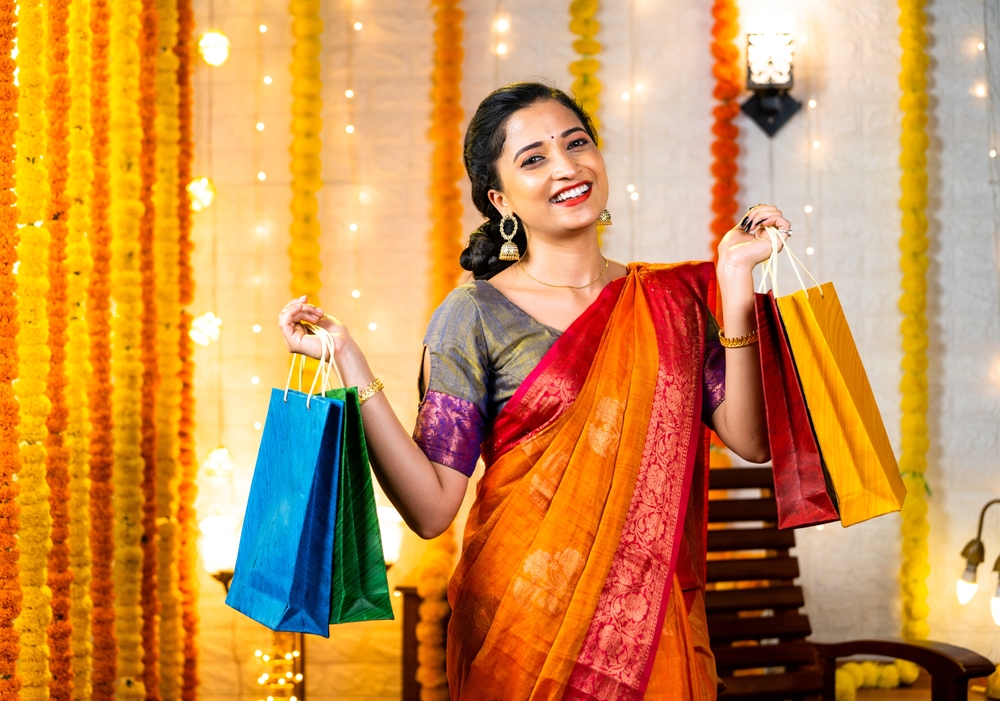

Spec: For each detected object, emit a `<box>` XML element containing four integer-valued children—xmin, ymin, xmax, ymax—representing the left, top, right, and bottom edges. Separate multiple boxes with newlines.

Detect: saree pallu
<box><xmin>448</xmin><ymin>263</ymin><xmax>718</xmax><ymax>701</ymax></box>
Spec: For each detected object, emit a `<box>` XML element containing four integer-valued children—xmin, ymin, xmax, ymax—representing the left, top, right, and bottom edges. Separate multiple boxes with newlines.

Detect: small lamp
<box><xmin>741</xmin><ymin>19</ymin><xmax>801</xmax><ymax>136</ymax></box>
<box><xmin>377</xmin><ymin>503</ymin><xmax>404</xmax><ymax>570</ymax></box>
<box><xmin>199</xmin><ymin>514</ymin><xmax>241</xmax><ymax>592</ymax></box>
<box><xmin>992</xmin><ymin>556</ymin><xmax>1000</xmax><ymax>625</ymax></box>
<box><xmin>956</xmin><ymin>499</ymin><xmax>1000</xmax><ymax>618</ymax></box>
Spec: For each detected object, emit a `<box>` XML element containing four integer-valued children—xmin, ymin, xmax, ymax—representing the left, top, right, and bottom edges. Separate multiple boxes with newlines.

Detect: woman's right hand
<box><xmin>278</xmin><ymin>296</ymin><xmax>351</xmax><ymax>361</ymax></box>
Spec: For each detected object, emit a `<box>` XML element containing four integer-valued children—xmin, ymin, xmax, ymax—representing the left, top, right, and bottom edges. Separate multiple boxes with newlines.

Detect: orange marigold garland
<box><xmin>0</xmin><ymin>0</ymin><xmax>21</xmax><ymax>695</ymax></box>
<box><xmin>138</xmin><ymin>0</ymin><xmax>162</xmax><ymax>696</ymax></box>
<box><xmin>88</xmin><ymin>0</ymin><xmax>118</xmax><ymax>696</ymax></box>
<box><xmin>429</xmin><ymin>0</ymin><xmax>464</xmax><ymax>309</ymax></box>
<box><xmin>175</xmin><ymin>0</ymin><xmax>199</xmax><ymax>694</ymax></box>
<box><xmin>65</xmin><ymin>0</ymin><xmax>95</xmax><ymax>693</ymax></box>
<box><xmin>709</xmin><ymin>0</ymin><xmax>741</xmax><ymax>261</ymax></box>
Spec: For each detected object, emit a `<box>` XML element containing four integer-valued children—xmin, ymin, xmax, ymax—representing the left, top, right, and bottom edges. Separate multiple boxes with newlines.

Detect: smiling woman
<box><xmin>277</xmin><ymin>81</ymin><xmax>793</xmax><ymax>701</ymax></box>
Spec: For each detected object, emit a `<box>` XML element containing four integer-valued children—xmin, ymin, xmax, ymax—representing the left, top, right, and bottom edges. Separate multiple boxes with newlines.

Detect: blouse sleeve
<box><xmin>702</xmin><ymin>310</ymin><xmax>726</xmax><ymax>427</ymax></box>
<box><xmin>412</xmin><ymin>287</ymin><xmax>489</xmax><ymax>477</ymax></box>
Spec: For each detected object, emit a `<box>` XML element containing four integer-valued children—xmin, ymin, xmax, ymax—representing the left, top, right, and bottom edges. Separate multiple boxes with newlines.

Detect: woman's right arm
<box><xmin>279</xmin><ymin>297</ymin><xmax>468</xmax><ymax>539</ymax></box>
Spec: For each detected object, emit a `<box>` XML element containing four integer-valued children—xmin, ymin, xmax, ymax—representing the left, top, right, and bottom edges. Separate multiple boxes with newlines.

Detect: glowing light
<box><xmin>285</xmin><ymin>653</ymin><xmax>293</xmax><ymax>661</ymax></box>
<box><xmin>253</xmin><ymin>276</ymin><xmax>262</xmax><ymax>285</ymax></box>
<box><xmin>978</xmin><ymin>42</ymin><xmax>986</xmax><ymax>51</ymax></box>
<box><xmin>368</xmin><ymin>322</ymin><xmax>377</xmax><ymax>331</ymax></box>
<box><xmin>198</xmin><ymin>513</ymin><xmax>240</xmax><ymax>573</ymax></box>
<box><xmin>186</xmin><ymin>177</ymin><xmax>216</xmax><ymax>212</ymax></box>
<box><xmin>198</xmin><ymin>30</ymin><xmax>230</xmax><ymax>66</ymax></box>
<box><xmin>256</xmin><ymin>122</ymin><xmax>264</xmax><ymax>131</ymax></box>
<box><xmin>189</xmin><ymin>311</ymin><xmax>222</xmax><ymax>346</ymax></box>
<box><xmin>808</xmin><ymin>99</ymin><xmax>817</xmax><ymax>108</ymax></box>
<box><xmin>393</xmin><ymin>590</ymin><xmax>402</xmax><ymax>597</ymax></box>
<box><xmin>353</xmin><ymin>21</ymin><xmax>363</xmax><ymax>30</ymax></box>
<box><xmin>804</xmin><ymin>204</ymin><xmax>814</xmax><ymax>214</ymax></box>
<box><xmin>259</xmin><ymin>24</ymin><xmax>267</xmax><ymax>33</ymax></box>
<box><xmin>621</xmin><ymin>92</ymin><xmax>630</xmax><ymax>101</ymax></box>
<box><xmin>634</xmin><ymin>83</ymin><xmax>643</xmax><ymax>91</ymax></box>
<box><xmin>806</xmin><ymin>246</ymin><xmax>815</xmax><ymax>256</ymax></box>
<box><xmin>349</xmin><ymin>223</ymin><xmax>358</xmax><ymax>232</ymax></box>
<box><xmin>255</xmin><ymin>650</ymin><xmax>263</xmax><ymax>657</ymax></box>
<box><xmin>358</xmin><ymin>191</ymin><xmax>368</xmax><ymax>202</ymax></box>
<box><xmin>263</xmin><ymin>75</ymin><xmax>272</xmax><ymax>84</ymax></box>
<box><xmin>496</xmin><ymin>42</ymin><xmax>508</xmax><ymax>55</ymax></box>
<box><xmin>252</xmin><ymin>324</ymin><xmax>262</xmax><ymax>333</ymax></box>
<box><xmin>800</xmin><ymin>34</ymin><xmax>807</xmax><ymax>42</ymax></box>
<box><xmin>294</xmin><ymin>675</ymin><xmax>303</xmax><ymax>683</ymax></box>
<box><xmin>991</xmin><ymin>149</ymin><xmax>997</xmax><ymax>158</ymax></box>
<box><xmin>813</xmin><ymin>140</ymin><xmax>820</xmax><ymax>149</ymax></box>
<box><xmin>626</xmin><ymin>184</ymin><xmax>635</xmax><ymax>193</ymax></box>
<box><xmin>256</xmin><ymin>224</ymin><xmax>266</xmax><ymax>234</ymax></box>
<box><xmin>974</xmin><ymin>83</ymin><xmax>987</xmax><ymax>97</ymax></box>
<box><xmin>351</xmin><ymin>290</ymin><xmax>361</xmax><ymax>299</ymax></box>
<box><xmin>377</xmin><ymin>504</ymin><xmax>405</xmax><ymax>565</ymax></box>
<box><xmin>251</xmin><ymin>376</ymin><xmax>260</xmax><ymax>385</ymax></box>
<box><xmin>630</xmin><ymin>192</ymin><xmax>639</xmax><ymax>201</ymax></box>
<box><xmin>254</xmin><ymin>421</ymin><xmax>262</xmax><ymax>430</ymax></box>
<box><xmin>293</xmin><ymin>651</ymin><xmax>300</xmax><ymax>658</ymax></box>
<box><xmin>992</xmin><ymin>584</ymin><xmax>1000</xmax><ymax>625</ymax></box>
<box><xmin>257</xmin><ymin>172</ymin><xmax>266</xmax><ymax>181</ymax></box>
<box><xmin>202</xmin><ymin>447</ymin><xmax>234</xmax><ymax>477</ymax></box>
<box><xmin>495</xmin><ymin>17</ymin><xmax>510</xmax><ymax>32</ymax></box>
<box><xmin>957</xmin><ymin>563</ymin><xmax>978</xmax><ymax>605</ymax></box>
<box><xmin>815</xmin><ymin>524</ymin><xmax>824</xmax><ymax>531</ymax></box>
<box><xmin>345</xmin><ymin>89</ymin><xmax>354</xmax><ymax>98</ymax></box>
<box><xmin>345</xmin><ymin>124</ymin><xmax>355</xmax><ymax>134</ymax></box>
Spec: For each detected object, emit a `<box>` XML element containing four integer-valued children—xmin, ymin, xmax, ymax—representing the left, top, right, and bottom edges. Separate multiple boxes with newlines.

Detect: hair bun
<box><xmin>459</xmin><ymin>218</ymin><xmax>527</xmax><ymax>280</ymax></box>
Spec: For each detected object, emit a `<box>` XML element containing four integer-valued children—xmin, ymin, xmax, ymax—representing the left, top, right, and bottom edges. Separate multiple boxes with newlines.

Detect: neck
<box><xmin>518</xmin><ymin>227</ymin><xmax>605</xmax><ymax>288</ymax></box>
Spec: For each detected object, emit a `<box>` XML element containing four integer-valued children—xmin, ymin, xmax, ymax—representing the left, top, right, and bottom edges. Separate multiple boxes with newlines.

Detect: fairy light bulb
<box><xmin>495</xmin><ymin>17</ymin><xmax>510</xmax><ymax>32</ymax></box>
<box><xmin>496</xmin><ymin>42</ymin><xmax>508</xmax><ymax>55</ymax></box>
<box><xmin>621</xmin><ymin>92</ymin><xmax>630</xmax><ymax>101</ymax></box>
<box><xmin>253</xmin><ymin>421</ymin><xmax>262</xmax><ymax>430</ymax></box>
<box><xmin>368</xmin><ymin>322</ymin><xmax>377</xmax><ymax>331</ymax></box>
<box><xmin>978</xmin><ymin>42</ymin><xmax>986</xmax><ymax>51</ymax></box>
<box><xmin>345</xmin><ymin>89</ymin><xmax>354</xmax><ymax>98</ymax></box>
<box><xmin>251</xmin><ymin>376</ymin><xmax>260</xmax><ymax>385</ymax></box>
<box><xmin>812</xmin><ymin>140</ymin><xmax>820</xmax><ymax>148</ymax></box>
<box><xmin>808</xmin><ymin>99</ymin><xmax>817</xmax><ymax>108</ymax></box>
<box><xmin>806</xmin><ymin>246</ymin><xmax>815</xmax><ymax>256</ymax></box>
<box><xmin>353</xmin><ymin>21</ymin><xmax>362</xmax><ymax>30</ymax></box>
<box><xmin>804</xmin><ymin>204</ymin><xmax>814</xmax><ymax>214</ymax></box>
<box><xmin>991</xmin><ymin>579</ymin><xmax>1000</xmax><ymax>625</ymax></box>
<box><xmin>187</xmin><ymin>177</ymin><xmax>216</xmax><ymax>212</ymax></box>
<box><xmin>626</xmin><ymin>184</ymin><xmax>635</xmax><ymax>193</ymax></box>
<box><xmin>198</xmin><ymin>30</ymin><xmax>230</xmax><ymax>66</ymax></box>
<box><xmin>630</xmin><ymin>192</ymin><xmax>639</xmax><ymax>201</ymax></box>
<box><xmin>957</xmin><ymin>562</ymin><xmax>979</xmax><ymax>605</ymax></box>
<box><xmin>256</xmin><ymin>122</ymin><xmax>264</xmax><ymax>131</ymax></box>
<box><xmin>345</xmin><ymin>124</ymin><xmax>355</xmax><ymax>134</ymax></box>
<box><xmin>349</xmin><ymin>223</ymin><xmax>358</xmax><ymax>231</ymax></box>
<box><xmin>991</xmin><ymin>149</ymin><xmax>997</xmax><ymax>158</ymax></box>
<box><xmin>263</xmin><ymin>75</ymin><xmax>272</xmax><ymax>84</ymax></box>
<box><xmin>252</xmin><ymin>324</ymin><xmax>261</xmax><ymax>333</ymax></box>
<box><xmin>351</xmin><ymin>290</ymin><xmax>361</xmax><ymax>299</ymax></box>
<box><xmin>257</xmin><ymin>172</ymin><xmax>266</xmax><ymax>181</ymax></box>
<box><xmin>974</xmin><ymin>83</ymin><xmax>987</xmax><ymax>97</ymax></box>
<box><xmin>189</xmin><ymin>312</ymin><xmax>222</xmax><ymax>346</ymax></box>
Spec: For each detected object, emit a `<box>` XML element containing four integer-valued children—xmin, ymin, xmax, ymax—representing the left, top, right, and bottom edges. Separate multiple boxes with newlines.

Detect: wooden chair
<box><xmin>707</xmin><ymin>466</ymin><xmax>995</xmax><ymax>701</ymax></box>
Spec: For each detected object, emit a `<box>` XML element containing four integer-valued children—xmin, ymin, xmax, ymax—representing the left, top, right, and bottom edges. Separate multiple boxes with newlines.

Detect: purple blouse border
<box><xmin>412</xmin><ymin>390</ymin><xmax>483</xmax><ymax>478</ymax></box>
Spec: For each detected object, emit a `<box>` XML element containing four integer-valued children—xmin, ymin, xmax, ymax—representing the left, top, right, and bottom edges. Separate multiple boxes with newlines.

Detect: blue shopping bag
<box><xmin>226</xmin><ymin>386</ymin><xmax>345</xmax><ymax>636</ymax></box>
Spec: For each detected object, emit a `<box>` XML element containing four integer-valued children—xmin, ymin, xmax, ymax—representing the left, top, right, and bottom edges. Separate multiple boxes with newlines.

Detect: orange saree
<box><xmin>447</xmin><ymin>262</ymin><xmax>719</xmax><ymax>701</ymax></box>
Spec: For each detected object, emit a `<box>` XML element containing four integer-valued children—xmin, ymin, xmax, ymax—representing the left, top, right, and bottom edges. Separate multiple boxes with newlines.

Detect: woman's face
<box><xmin>489</xmin><ymin>100</ymin><xmax>609</xmax><ymax>239</ymax></box>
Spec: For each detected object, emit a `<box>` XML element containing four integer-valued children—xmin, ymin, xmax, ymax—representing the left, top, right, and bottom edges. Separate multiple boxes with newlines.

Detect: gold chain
<box><xmin>518</xmin><ymin>256</ymin><xmax>609</xmax><ymax>290</ymax></box>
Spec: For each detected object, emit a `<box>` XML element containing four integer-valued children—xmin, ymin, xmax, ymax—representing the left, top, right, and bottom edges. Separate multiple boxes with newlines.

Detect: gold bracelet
<box><xmin>718</xmin><ymin>328</ymin><xmax>759</xmax><ymax>348</ymax></box>
<box><xmin>358</xmin><ymin>377</ymin><xmax>384</xmax><ymax>406</ymax></box>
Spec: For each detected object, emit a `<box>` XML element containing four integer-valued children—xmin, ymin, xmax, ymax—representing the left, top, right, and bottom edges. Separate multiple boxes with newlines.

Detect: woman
<box><xmin>279</xmin><ymin>82</ymin><xmax>790</xmax><ymax>701</ymax></box>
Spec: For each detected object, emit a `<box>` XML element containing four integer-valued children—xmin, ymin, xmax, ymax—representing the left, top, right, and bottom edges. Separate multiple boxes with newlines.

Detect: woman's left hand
<box><xmin>717</xmin><ymin>204</ymin><xmax>792</xmax><ymax>277</ymax></box>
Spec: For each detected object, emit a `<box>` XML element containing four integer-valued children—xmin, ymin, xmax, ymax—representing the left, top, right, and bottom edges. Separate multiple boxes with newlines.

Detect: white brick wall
<box><xmin>192</xmin><ymin>0</ymin><xmax>1000</xmax><ymax>696</ymax></box>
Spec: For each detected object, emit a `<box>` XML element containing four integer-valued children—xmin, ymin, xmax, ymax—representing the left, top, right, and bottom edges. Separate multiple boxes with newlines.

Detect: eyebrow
<box><xmin>512</xmin><ymin>127</ymin><xmax>588</xmax><ymax>163</ymax></box>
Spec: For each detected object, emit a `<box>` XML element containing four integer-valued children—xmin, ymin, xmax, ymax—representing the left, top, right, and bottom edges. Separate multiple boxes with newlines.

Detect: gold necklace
<box><xmin>518</xmin><ymin>256</ymin><xmax>609</xmax><ymax>289</ymax></box>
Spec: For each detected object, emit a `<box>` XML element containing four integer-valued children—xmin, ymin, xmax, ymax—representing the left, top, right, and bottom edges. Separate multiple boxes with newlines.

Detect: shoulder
<box><xmin>633</xmin><ymin>261</ymin><xmax>717</xmax><ymax>298</ymax></box>
<box><xmin>425</xmin><ymin>282</ymin><xmax>496</xmax><ymax>348</ymax></box>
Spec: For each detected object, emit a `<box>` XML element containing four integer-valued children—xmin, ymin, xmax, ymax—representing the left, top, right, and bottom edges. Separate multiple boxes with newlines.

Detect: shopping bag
<box><xmin>226</xmin><ymin>386</ymin><xmax>346</xmax><ymax>636</ymax></box>
<box><xmin>766</xmin><ymin>232</ymin><xmax>906</xmax><ymax>526</ymax></box>
<box><xmin>755</xmin><ymin>289</ymin><xmax>840</xmax><ymax>529</ymax></box>
<box><xmin>325</xmin><ymin>386</ymin><xmax>394</xmax><ymax>623</ymax></box>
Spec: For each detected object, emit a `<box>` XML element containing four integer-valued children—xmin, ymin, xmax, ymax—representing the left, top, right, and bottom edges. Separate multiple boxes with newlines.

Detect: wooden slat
<box><xmin>705</xmin><ymin>586</ymin><xmax>805</xmax><ymax>613</ymax></box>
<box><xmin>707</xmin><ymin>528</ymin><xmax>796</xmax><ymax>552</ymax></box>
<box><xmin>710</xmin><ymin>467</ymin><xmax>775</xmax><ymax>490</ymax></box>
<box><xmin>712</xmin><ymin>642</ymin><xmax>817</xmax><ymax>672</ymax></box>
<box><xmin>707</xmin><ymin>557</ymin><xmax>799</xmax><ymax>583</ymax></box>
<box><xmin>709</xmin><ymin>499</ymin><xmax>778</xmax><ymax>523</ymax></box>
<box><xmin>719</xmin><ymin>670</ymin><xmax>824</xmax><ymax>700</ymax></box>
<box><xmin>708</xmin><ymin>613</ymin><xmax>812</xmax><ymax>644</ymax></box>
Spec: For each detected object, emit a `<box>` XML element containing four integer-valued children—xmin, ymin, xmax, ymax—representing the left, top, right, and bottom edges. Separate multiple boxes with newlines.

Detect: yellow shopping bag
<box><xmin>774</xmin><ymin>263</ymin><xmax>905</xmax><ymax>526</ymax></box>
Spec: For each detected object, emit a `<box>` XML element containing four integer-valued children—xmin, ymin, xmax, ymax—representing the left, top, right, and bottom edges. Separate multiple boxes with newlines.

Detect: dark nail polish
<box><xmin>739</xmin><ymin>215</ymin><xmax>749</xmax><ymax>227</ymax></box>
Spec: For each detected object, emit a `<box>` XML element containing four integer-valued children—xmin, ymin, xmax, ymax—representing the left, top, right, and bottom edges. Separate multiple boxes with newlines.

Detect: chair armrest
<box><xmin>813</xmin><ymin>639</ymin><xmax>995</xmax><ymax>701</ymax></box>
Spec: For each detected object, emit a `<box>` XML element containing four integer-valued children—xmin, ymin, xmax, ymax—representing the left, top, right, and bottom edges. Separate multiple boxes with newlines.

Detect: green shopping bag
<box><xmin>325</xmin><ymin>387</ymin><xmax>394</xmax><ymax>623</ymax></box>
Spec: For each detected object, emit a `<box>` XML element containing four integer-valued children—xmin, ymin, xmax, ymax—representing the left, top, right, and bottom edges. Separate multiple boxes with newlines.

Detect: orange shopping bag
<box><xmin>767</xmin><ymin>232</ymin><xmax>905</xmax><ymax>526</ymax></box>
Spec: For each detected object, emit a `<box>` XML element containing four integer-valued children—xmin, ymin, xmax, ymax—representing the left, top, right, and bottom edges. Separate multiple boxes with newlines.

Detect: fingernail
<box><xmin>739</xmin><ymin>215</ymin><xmax>749</xmax><ymax>227</ymax></box>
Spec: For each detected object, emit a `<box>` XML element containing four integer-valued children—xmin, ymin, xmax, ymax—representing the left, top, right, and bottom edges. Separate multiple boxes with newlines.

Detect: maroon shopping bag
<box><xmin>756</xmin><ymin>290</ymin><xmax>839</xmax><ymax>529</ymax></box>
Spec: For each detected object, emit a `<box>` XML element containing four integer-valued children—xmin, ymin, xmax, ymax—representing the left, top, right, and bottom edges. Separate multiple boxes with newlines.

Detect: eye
<box><xmin>521</xmin><ymin>154</ymin><xmax>543</xmax><ymax>166</ymax></box>
<box><xmin>568</xmin><ymin>137</ymin><xmax>590</xmax><ymax>149</ymax></box>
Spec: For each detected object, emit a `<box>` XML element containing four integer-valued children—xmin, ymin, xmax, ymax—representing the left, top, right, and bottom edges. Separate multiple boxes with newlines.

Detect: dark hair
<box><xmin>458</xmin><ymin>82</ymin><xmax>599</xmax><ymax>280</ymax></box>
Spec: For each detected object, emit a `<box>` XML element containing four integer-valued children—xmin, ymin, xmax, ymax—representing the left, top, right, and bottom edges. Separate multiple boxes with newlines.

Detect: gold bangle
<box><xmin>358</xmin><ymin>378</ymin><xmax>384</xmax><ymax>406</ymax></box>
<box><xmin>719</xmin><ymin>328</ymin><xmax>759</xmax><ymax>348</ymax></box>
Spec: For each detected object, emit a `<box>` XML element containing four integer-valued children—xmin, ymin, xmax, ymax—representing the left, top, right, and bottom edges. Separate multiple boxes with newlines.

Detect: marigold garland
<box><xmin>154</xmin><ymin>0</ymin><xmax>183</xmax><ymax>694</ymax></box>
<box><xmin>709</xmin><ymin>0</ymin><xmax>741</xmax><ymax>262</ymax></box>
<box><xmin>568</xmin><ymin>0</ymin><xmax>601</xmax><ymax>132</ymax></box>
<box><xmin>429</xmin><ymin>0</ymin><xmax>464</xmax><ymax>310</ymax></box>
<box><xmin>88</xmin><ymin>0</ymin><xmax>118</xmax><ymax>696</ymax></box>
<box><xmin>0</xmin><ymin>0</ymin><xmax>22</xmax><ymax>696</ymax></box>
<box><xmin>175</xmin><ymin>0</ymin><xmax>200</xmax><ymax>694</ymax></box>
<box><xmin>65</xmin><ymin>0</ymin><xmax>95</xmax><ymax>694</ymax></box>
<box><xmin>897</xmin><ymin>0</ymin><xmax>931</xmax><ymax>642</ymax></box>
<box><xmin>415</xmin><ymin>526</ymin><xmax>456</xmax><ymax>701</ymax></box>
<box><xmin>109</xmin><ymin>0</ymin><xmax>148</xmax><ymax>695</ymax></box>
<box><xmin>288</xmin><ymin>0</ymin><xmax>323</xmax><ymax>304</ymax></box>
<box><xmin>14</xmin><ymin>0</ymin><xmax>55</xmax><ymax>699</ymax></box>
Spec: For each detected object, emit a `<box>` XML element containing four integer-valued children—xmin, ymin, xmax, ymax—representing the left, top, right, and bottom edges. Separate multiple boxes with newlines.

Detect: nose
<box><xmin>549</xmin><ymin>147</ymin><xmax>579</xmax><ymax>180</ymax></box>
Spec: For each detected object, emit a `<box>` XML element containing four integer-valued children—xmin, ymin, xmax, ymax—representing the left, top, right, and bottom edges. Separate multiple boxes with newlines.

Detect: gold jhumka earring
<box><xmin>596</xmin><ymin>209</ymin><xmax>613</xmax><ymax>226</ymax></box>
<box><xmin>498</xmin><ymin>213</ymin><xmax>520</xmax><ymax>261</ymax></box>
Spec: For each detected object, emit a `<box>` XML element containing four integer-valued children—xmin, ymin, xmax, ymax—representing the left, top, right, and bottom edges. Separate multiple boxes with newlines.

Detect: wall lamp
<box><xmin>955</xmin><ymin>498</ymin><xmax>1000</xmax><ymax>625</ymax></box>
<box><xmin>741</xmin><ymin>31</ymin><xmax>801</xmax><ymax>136</ymax></box>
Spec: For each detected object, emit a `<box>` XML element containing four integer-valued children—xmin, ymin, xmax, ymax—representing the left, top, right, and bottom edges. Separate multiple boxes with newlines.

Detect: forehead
<box><xmin>503</xmin><ymin>100</ymin><xmax>586</xmax><ymax>151</ymax></box>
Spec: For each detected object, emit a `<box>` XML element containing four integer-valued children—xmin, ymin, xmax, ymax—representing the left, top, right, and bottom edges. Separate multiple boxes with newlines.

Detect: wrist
<box><xmin>334</xmin><ymin>338</ymin><xmax>375</xmax><ymax>387</ymax></box>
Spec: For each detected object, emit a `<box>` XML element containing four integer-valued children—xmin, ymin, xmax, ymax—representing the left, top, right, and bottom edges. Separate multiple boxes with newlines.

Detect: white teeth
<box><xmin>552</xmin><ymin>183</ymin><xmax>590</xmax><ymax>203</ymax></box>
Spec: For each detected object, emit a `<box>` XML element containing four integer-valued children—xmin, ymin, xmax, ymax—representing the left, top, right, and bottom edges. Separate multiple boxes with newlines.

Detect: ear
<box><xmin>487</xmin><ymin>189</ymin><xmax>509</xmax><ymax>218</ymax></box>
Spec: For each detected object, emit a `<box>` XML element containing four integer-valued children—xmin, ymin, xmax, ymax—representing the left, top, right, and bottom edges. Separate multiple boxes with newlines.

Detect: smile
<box><xmin>550</xmin><ymin>182</ymin><xmax>592</xmax><ymax>205</ymax></box>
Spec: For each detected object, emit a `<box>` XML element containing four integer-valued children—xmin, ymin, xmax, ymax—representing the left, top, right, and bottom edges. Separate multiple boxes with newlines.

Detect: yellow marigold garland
<box><xmin>109</xmin><ymin>0</ymin><xmax>148</xmax><ymax>695</ymax></box>
<box><xmin>88</xmin><ymin>0</ymin><xmax>118</xmax><ymax>695</ymax></box>
<box><xmin>289</xmin><ymin>0</ymin><xmax>323</xmax><ymax>304</ymax></box>
<box><xmin>429</xmin><ymin>0</ymin><xmax>464</xmax><ymax>310</ymax></box>
<box><xmin>46</xmin><ymin>0</ymin><xmax>77</xmax><ymax>691</ymax></box>
<box><xmin>14</xmin><ymin>0</ymin><xmax>55</xmax><ymax>698</ymax></box>
<box><xmin>569</xmin><ymin>0</ymin><xmax>601</xmax><ymax>132</ymax></box>
<box><xmin>154</xmin><ymin>0</ymin><xmax>183</xmax><ymax>694</ymax></box>
<box><xmin>415</xmin><ymin>526</ymin><xmax>456</xmax><ymax>701</ymax></box>
<box><xmin>897</xmin><ymin>0</ymin><xmax>931</xmax><ymax>641</ymax></box>
<box><xmin>0</xmin><ymin>0</ymin><xmax>21</xmax><ymax>695</ymax></box>
<box><xmin>175</xmin><ymin>0</ymin><xmax>200</xmax><ymax>692</ymax></box>
<box><xmin>65</xmin><ymin>0</ymin><xmax>95</xmax><ymax>694</ymax></box>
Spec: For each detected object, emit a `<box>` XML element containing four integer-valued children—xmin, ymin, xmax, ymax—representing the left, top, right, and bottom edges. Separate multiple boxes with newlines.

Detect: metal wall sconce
<box><xmin>955</xmin><ymin>498</ymin><xmax>1000</xmax><ymax>625</ymax></box>
<box><xmin>741</xmin><ymin>32</ymin><xmax>802</xmax><ymax>137</ymax></box>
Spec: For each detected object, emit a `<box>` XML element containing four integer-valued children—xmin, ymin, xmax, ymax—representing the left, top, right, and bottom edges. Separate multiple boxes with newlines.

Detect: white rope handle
<box><xmin>757</xmin><ymin>227</ymin><xmax>781</xmax><ymax>296</ymax></box>
<box><xmin>283</xmin><ymin>322</ymin><xmax>345</xmax><ymax>408</ymax></box>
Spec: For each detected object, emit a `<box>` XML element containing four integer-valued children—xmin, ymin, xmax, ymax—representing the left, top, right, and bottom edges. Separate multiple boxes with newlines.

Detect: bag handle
<box><xmin>756</xmin><ymin>227</ymin><xmax>824</xmax><ymax>298</ymax></box>
<box><xmin>283</xmin><ymin>322</ymin><xmax>344</xmax><ymax>409</ymax></box>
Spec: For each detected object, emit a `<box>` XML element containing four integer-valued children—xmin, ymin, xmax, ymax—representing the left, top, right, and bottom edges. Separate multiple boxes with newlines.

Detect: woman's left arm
<box><xmin>711</xmin><ymin>204</ymin><xmax>791</xmax><ymax>463</ymax></box>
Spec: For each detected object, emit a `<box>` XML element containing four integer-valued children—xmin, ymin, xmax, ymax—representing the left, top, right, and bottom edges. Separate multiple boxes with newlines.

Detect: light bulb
<box><xmin>345</xmin><ymin>124</ymin><xmax>355</xmax><ymax>134</ymax></box>
<box><xmin>198</xmin><ymin>30</ymin><xmax>230</xmax><ymax>66</ymax></box>
<box><xmin>254</xmin><ymin>421</ymin><xmax>262</xmax><ymax>430</ymax></box>
<box><xmin>630</xmin><ymin>192</ymin><xmax>639</xmax><ymax>201</ymax></box>
<box><xmin>806</xmin><ymin>246</ymin><xmax>815</xmax><ymax>256</ymax></box>
<box><xmin>189</xmin><ymin>311</ymin><xmax>222</xmax><ymax>346</ymax></box>
<box><xmin>353</xmin><ymin>21</ymin><xmax>363</xmax><ymax>30</ymax></box>
<box><xmin>257</xmin><ymin>172</ymin><xmax>266</xmax><ymax>181</ymax></box>
<box><xmin>368</xmin><ymin>322</ymin><xmax>377</xmax><ymax>331</ymax></box>
<box><xmin>957</xmin><ymin>562</ymin><xmax>979</xmax><ymax>605</ymax></box>
<box><xmin>808</xmin><ymin>99</ymin><xmax>817</xmax><ymax>108</ymax></box>
<box><xmin>634</xmin><ymin>83</ymin><xmax>643</xmax><ymax>91</ymax></box>
<box><xmin>815</xmin><ymin>524</ymin><xmax>824</xmax><ymax>530</ymax></box>
<box><xmin>351</xmin><ymin>289</ymin><xmax>361</xmax><ymax>299</ymax></box>
<box><xmin>626</xmin><ymin>184</ymin><xmax>636</xmax><ymax>193</ymax></box>
<box><xmin>991</xmin><ymin>149</ymin><xmax>997</xmax><ymax>158</ymax></box>
<box><xmin>804</xmin><ymin>204</ymin><xmax>814</xmax><ymax>214</ymax></box>
<box><xmin>252</xmin><ymin>324</ymin><xmax>261</xmax><ymax>333</ymax></box>
<box><xmin>992</xmin><ymin>583</ymin><xmax>1000</xmax><ymax>625</ymax></box>
<box><xmin>812</xmin><ymin>141</ymin><xmax>820</xmax><ymax>149</ymax></box>
<box><xmin>621</xmin><ymin>92</ymin><xmax>630</xmax><ymax>101</ymax></box>
<box><xmin>345</xmin><ymin>89</ymin><xmax>354</xmax><ymax>98</ymax></box>
<box><xmin>978</xmin><ymin>42</ymin><xmax>986</xmax><ymax>51</ymax></box>
<box><xmin>263</xmin><ymin>75</ymin><xmax>272</xmax><ymax>84</ymax></box>
<box><xmin>259</xmin><ymin>24</ymin><xmax>267</xmax><ymax>33</ymax></box>
<box><xmin>256</xmin><ymin>122</ymin><xmax>264</xmax><ymax>131</ymax></box>
<box><xmin>974</xmin><ymin>84</ymin><xmax>987</xmax><ymax>97</ymax></box>
<box><xmin>349</xmin><ymin>223</ymin><xmax>358</xmax><ymax>232</ymax></box>
<box><xmin>251</xmin><ymin>376</ymin><xmax>260</xmax><ymax>385</ymax></box>
<box><xmin>495</xmin><ymin>17</ymin><xmax>510</xmax><ymax>32</ymax></box>
<box><xmin>496</xmin><ymin>43</ymin><xmax>508</xmax><ymax>55</ymax></box>
<box><xmin>187</xmin><ymin>177</ymin><xmax>216</xmax><ymax>212</ymax></box>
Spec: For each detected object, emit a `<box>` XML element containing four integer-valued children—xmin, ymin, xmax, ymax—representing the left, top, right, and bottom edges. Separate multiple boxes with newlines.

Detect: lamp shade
<box><xmin>747</xmin><ymin>33</ymin><xmax>794</xmax><ymax>90</ymax></box>
<box><xmin>957</xmin><ymin>561</ymin><xmax>979</xmax><ymax>605</ymax></box>
<box><xmin>199</xmin><ymin>514</ymin><xmax>241</xmax><ymax>574</ymax></box>
<box><xmin>376</xmin><ymin>505</ymin><xmax>404</xmax><ymax>566</ymax></box>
